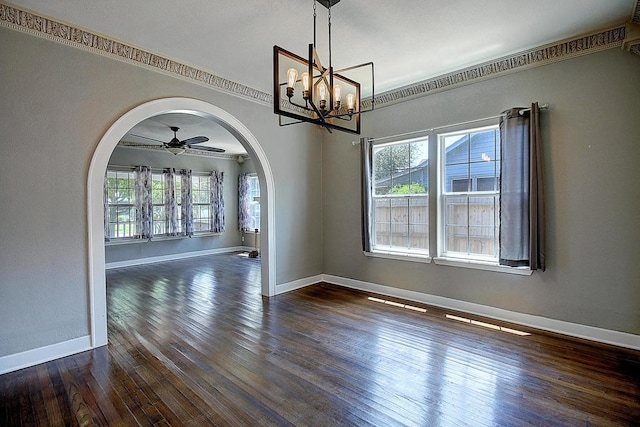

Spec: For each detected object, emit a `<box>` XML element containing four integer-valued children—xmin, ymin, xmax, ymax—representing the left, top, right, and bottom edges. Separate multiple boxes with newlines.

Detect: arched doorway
<box><xmin>87</xmin><ymin>97</ymin><xmax>276</xmax><ymax>348</ymax></box>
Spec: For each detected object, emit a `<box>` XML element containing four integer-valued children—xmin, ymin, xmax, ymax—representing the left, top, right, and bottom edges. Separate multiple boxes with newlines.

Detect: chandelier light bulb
<box><xmin>286</xmin><ymin>68</ymin><xmax>298</xmax><ymax>98</ymax></box>
<box><xmin>286</xmin><ymin>68</ymin><xmax>298</xmax><ymax>88</ymax></box>
<box><xmin>318</xmin><ymin>81</ymin><xmax>328</xmax><ymax>110</ymax></box>
<box><xmin>318</xmin><ymin>81</ymin><xmax>328</xmax><ymax>101</ymax></box>
<box><xmin>333</xmin><ymin>84</ymin><xmax>342</xmax><ymax>109</ymax></box>
<box><xmin>301</xmin><ymin>72</ymin><xmax>310</xmax><ymax>99</ymax></box>
<box><xmin>333</xmin><ymin>84</ymin><xmax>342</xmax><ymax>101</ymax></box>
<box><xmin>301</xmin><ymin>73</ymin><xmax>310</xmax><ymax>91</ymax></box>
<box><xmin>346</xmin><ymin>93</ymin><xmax>355</xmax><ymax>114</ymax></box>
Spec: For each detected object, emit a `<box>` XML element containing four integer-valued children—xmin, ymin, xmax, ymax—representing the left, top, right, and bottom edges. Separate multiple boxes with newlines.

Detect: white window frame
<box><xmin>437</xmin><ymin>125</ymin><xmax>500</xmax><ymax>263</ymax></box>
<box><xmin>362</xmin><ymin>123</ymin><xmax>532</xmax><ymax>275</ymax></box>
<box><xmin>151</xmin><ymin>172</ymin><xmax>166</xmax><ymax>236</ymax></box>
<box><xmin>190</xmin><ymin>173</ymin><xmax>211</xmax><ymax>233</ymax></box>
<box><xmin>104</xmin><ymin>168</ymin><xmax>221</xmax><ymax>244</ymax></box>
<box><xmin>247</xmin><ymin>174</ymin><xmax>261</xmax><ymax>232</ymax></box>
<box><xmin>105</xmin><ymin>170</ymin><xmax>137</xmax><ymax>239</ymax></box>
<box><xmin>370</xmin><ymin>137</ymin><xmax>429</xmax><ymax>258</ymax></box>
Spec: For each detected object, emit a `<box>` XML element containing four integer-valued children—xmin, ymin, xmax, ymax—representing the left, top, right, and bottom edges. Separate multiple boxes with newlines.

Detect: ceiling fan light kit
<box><xmin>273</xmin><ymin>0</ymin><xmax>375</xmax><ymax>134</ymax></box>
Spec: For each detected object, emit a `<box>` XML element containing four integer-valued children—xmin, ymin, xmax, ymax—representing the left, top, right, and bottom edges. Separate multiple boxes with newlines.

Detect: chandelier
<box><xmin>273</xmin><ymin>0</ymin><xmax>374</xmax><ymax>134</ymax></box>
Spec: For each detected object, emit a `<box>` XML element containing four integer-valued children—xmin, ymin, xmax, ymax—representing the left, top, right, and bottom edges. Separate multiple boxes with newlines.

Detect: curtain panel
<box><xmin>134</xmin><ymin>165</ymin><xmax>153</xmax><ymax>239</ymax></box>
<box><xmin>210</xmin><ymin>171</ymin><xmax>225</xmax><ymax>233</ymax></box>
<box><xmin>180</xmin><ymin>169</ymin><xmax>194</xmax><ymax>237</ymax></box>
<box><xmin>361</xmin><ymin>137</ymin><xmax>373</xmax><ymax>252</ymax></box>
<box><xmin>163</xmin><ymin>168</ymin><xmax>179</xmax><ymax>236</ymax></box>
<box><xmin>499</xmin><ymin>102</ymin><xmax>546</xmax><ymax>271</ymax></box>
<box><xmin>238</xmin><ymin>173</ymin><xmax>251</xmax><ymax>232</ymax></box>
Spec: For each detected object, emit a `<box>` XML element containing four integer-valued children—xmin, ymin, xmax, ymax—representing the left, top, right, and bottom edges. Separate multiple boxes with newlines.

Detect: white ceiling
<box><xmin>10</xmin><ymin>0</ymin><xmax>636</xmax><ymax>154</ymax></box>
<box><xmin>121</xmin><ymin>113</ymin><xmax>244</xmax><ymax>155</ymax></box>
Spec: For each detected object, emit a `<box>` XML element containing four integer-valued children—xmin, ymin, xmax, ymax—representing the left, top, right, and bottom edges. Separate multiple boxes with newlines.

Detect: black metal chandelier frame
<box><xmin>273</xmin><ymin>0</ymin><xmax>374</xmax><ymax>134</ymax></box>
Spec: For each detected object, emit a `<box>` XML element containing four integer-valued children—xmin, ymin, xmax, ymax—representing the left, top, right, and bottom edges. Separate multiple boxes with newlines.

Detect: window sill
<box><xmin>365</xmin><ymin>250</ymin><xmax>432</xmax><ymax>264</ymax></box>
<box><xmin>433</xmin><ymin>257</ymin><xmax>533</xmax><ymax>275</ymax></box>
<box><xmin>105</xmin><ymin>232</ymin><xmax>222</xmax><ymax>246</ymax></box>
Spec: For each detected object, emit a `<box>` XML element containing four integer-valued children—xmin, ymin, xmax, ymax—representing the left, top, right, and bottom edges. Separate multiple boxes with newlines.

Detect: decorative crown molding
<box><xmin>1</xmin><ymin>2</ymin><xmax>636</xmax><ymax>111</ymax></box>
<box><xmin>364</xmin><ymin>25</ymin><xmax>628</xmax><ymax>109</ymax></box>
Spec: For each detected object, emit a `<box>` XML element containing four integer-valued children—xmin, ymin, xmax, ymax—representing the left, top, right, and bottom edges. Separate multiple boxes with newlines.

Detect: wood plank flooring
<box><xmin>1</xmin><ymin>252</ymin><xmax>639</xmax><ymax>426</ymax></box>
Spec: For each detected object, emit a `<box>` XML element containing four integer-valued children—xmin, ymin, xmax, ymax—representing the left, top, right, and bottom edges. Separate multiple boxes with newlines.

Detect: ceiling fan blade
<box><xmin>181</xmin><ymin>136</ymin><xmax>209</xmax><ymax>145</ymax></box>
<box><xmin>189</xmin><ymin>145</ymin><xmax>225</xmax><ymax>153</ymax></box>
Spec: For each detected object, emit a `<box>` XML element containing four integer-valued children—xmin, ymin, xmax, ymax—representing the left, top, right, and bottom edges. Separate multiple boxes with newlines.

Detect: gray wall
<box><xmin>0</xmin><ymin>27</ymin><xmax>323</xmax><ymax>356</ymax></box>
<box><xmin>1</xmin><ymin>22</ymin><xmax>638</xmax><ymax>361</ymax></box>
<box><xmin>105</xmin><ymin>146</ymin><xmax>244</xmax><ymax>264</ymax></box>
<box><xmin>322</xmin><ymin>48</ymin><xmax>640</xmax><ymax>335</ymax></box>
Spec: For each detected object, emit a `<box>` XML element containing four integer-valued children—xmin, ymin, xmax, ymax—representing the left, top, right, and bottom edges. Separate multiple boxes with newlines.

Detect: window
<box><xmin>175</xmin><ymin>176</ymin><xmax>183</xmax><ymax>234</ymax></box>
<box><xmin>248</xmin><ymin>175</ymin><xmax>261</xmax><ymax>231</ymax></box>
<box><xmin>363</xmin><ymin>110</ymin><xmax>541</xmax><ymax>273</ymax></box>
<box><xmin>477</xmin><ymin>177</ymin><xmax>498</xmax><ymax>192</ymax></box>
<box><xmin>371</xmin><ymin>137</ymin><xmax>429</xmax><ymax>255</ymax></box>
<box><xmin>451</xmin><ymin>178</ymin><xmax>471</xmax><ymax>193</ymax></box>
<box><xmin>104</xmin><ymin>168</ymin><xmax>224</xmax><ymax>241</ymax></box>
<box><xmin>105</xmin><ymin>170</ymin><xmax>137</xmax><ymax>238</ymax></box>
<box><xmin>191</xmin><ymin>174</ymin><xmax>211</xmax><ymax>232</ymax></box>
<box><xmin>440</xmin><ymin>126</ymin><xmax>500</xmax><ymax>261</ymax></box>
<box><xmin>151</xmin><ymin>173</ymin><xmax>166</xmax><ymax>235</ymax></box>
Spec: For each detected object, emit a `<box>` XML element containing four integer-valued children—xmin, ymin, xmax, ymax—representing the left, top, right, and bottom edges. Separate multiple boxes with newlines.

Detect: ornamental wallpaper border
<box><xmin>363</xmin><ymin>25</ymin><xmax>628</xmax><ymax>109</ymax></box>
<box><xmin>0</xmin><ymin>2</ymin><xmax>637</xmax><ymax>110</ymax></box>
<box><xmin>0</xmin><ymin>3</ymin><xmax>271</xmax><ymax>105</ymax></box>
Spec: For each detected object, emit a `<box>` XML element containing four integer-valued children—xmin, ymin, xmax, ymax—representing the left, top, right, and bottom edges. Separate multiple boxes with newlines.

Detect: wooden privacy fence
<box><xmin>374</xmin><ymin>197</ymin><xmax>429</xmax><ymax>250</ymax></box>
<box><xmin>374</xmin><ymin>195</ymin><xmax>498</xmax><ymax>256</ymax></box>
<box><xmin>445</xmin><ymin>196</ymin><xmax>498</xmax><ymax>256</ymax></box>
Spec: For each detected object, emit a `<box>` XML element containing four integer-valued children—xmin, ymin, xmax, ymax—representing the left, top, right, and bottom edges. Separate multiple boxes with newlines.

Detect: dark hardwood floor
<box><xmin>2</xmin><ymin>253</ymin><xmax>639</xmax><ymax>426</ymax></box>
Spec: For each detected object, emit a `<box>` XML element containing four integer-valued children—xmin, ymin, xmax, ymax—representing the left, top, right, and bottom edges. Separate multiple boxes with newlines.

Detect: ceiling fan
<box><xmin>127</xmin><ymin>126</ymin><xmax>225</xmax><ymax>155</ymax></box>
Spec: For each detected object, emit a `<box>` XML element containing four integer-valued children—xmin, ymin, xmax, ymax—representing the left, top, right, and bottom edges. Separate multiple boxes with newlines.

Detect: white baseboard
<box><xmin>4</xmin><ymin>274</ymin><xmax>636</xmax><ymax>375</ymax></box>
<box><xmin>319</xmin><ymin>274</ymin><xmax>639</xmax><ymax>351</ymax></box>
<box><xmin>276</xmin><ymin>274</ymin><xmax>324</xmax><ymax>295</ymax></box>
<box><xmin>0</xmin><ymin>336</ymin><xmax>92</xmax><ymax>375</ymax></box>
<box><xmin>106</xmin><ymin>246</ymin><xmax>247</xmax><ymax>269</ymax></box>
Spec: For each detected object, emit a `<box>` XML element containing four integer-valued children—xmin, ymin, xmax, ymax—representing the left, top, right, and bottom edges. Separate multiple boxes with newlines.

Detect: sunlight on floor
<box><xmin>446</xmin><ymin>314</ymin><xmax>531</xmax><ymax>336</ymax></box>
<box><xmin>367</xmin><ymin>296</ymin><xmax>427</xmax><ymax>313</ymax></box>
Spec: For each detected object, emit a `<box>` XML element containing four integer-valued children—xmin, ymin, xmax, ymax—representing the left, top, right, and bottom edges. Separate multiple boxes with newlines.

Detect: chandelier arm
<box><xmin>284</xmin><ymin>97</ymin><xmax>358</xmax><ymax>123</ymax></box>
<box><xmin>286</xmin><ymin>95</ymin><xmax>354</xmax><ymax>121</ymax></box>
<box><xmin>287</xmin><ymin>99</ymin><xmax>314</xmax><ymax>112</ymax></box>
<box><xmin>327</xmin><ymin>112</ymin><xmax>354</xmax><ymax>121</ymax></box>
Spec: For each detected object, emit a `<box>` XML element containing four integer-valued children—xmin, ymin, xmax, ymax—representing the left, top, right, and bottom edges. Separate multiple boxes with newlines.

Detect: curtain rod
<box><xmin>357</xmin><ymin>103</ymin><xmax>549</xmax><ymax>145</ymax></box>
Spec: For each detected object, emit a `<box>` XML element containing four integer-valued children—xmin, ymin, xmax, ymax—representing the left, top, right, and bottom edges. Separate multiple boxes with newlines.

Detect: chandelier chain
<box><xmin>328</xmin><ymin>2</ymin><xmax>332</xmax><ymax>70</ymax></box>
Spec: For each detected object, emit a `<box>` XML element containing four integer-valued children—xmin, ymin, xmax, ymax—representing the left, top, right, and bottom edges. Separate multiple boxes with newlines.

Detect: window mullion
<box><xmin>466</xmin><ymin>196</ymin><xmax>471</xmax><ymax>255</ymax></box>
<box><xmin>406</xmin><ymin>197</ymin><xmax>410</xmax><ymax>250</ymax></box>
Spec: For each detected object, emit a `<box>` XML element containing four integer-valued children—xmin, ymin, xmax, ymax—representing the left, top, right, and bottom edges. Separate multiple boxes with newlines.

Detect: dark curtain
<box><xmin>499</xmin><ymin>102</ymin><xmax>546</xmax><ymax>271</ymax></box>
<box><xmin>361</xmin><ymin>137</ymin><xmax>373</xmax><ymax>252</ymax></box>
